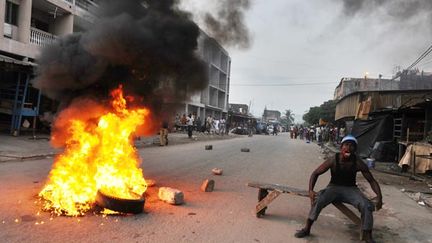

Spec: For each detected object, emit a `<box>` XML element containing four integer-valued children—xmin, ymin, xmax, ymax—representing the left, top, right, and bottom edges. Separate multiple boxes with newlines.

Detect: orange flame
<box><xmin>39</xmin><ymin>85</ymin><xmax>151</xmax><ymax>216</ymax></box>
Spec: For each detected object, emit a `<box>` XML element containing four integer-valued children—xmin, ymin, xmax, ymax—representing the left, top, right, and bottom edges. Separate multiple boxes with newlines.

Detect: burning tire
<box><xmin>95</xmin><ymin>190</ymin><xmax>145</xmax><ymax>214</ymax></box>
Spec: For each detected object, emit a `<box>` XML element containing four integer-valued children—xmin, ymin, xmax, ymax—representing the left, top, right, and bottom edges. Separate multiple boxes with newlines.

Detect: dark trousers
<box><xmin>187</xmin><ymin>125</ymin><xmax>193</xmax><ymax>138</ymax></box>
<box><xmin>308</xmin><ymin>185</ymin><xmax>374</xmax><ymax>230</ymax></box>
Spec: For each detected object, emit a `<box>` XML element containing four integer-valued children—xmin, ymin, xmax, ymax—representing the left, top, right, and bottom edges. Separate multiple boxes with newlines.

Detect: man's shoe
<box><xmin>294</xmin><ymin>228</ymin><xmax>310</xmax><ymax>238</ymax></box>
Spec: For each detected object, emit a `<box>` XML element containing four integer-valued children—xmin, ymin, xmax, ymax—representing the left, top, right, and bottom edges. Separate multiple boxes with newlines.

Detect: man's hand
<box><xmin>309</xmin><ymin>190</ymin><xmax>317</xmax><ymax>205</ymax></box>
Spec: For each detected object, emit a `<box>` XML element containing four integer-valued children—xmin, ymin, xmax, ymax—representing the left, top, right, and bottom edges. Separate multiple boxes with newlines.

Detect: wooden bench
<box><xmin>247</xmin><ymin>182</ymin><xmax>377</xmax><ymax>240</ymax></box>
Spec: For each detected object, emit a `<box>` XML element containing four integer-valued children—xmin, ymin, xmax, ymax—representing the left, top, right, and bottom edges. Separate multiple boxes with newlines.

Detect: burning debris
<box><xmin>38</xmin><ymin>86</ymin><xmax>151</xmax><ymax>216</ymax></box>
<box><xmin>33</xmin><ymin>0</ymin><xmax>252</xmax><ymax>216</ymax></box>
<box><xmin>33</xmin><ymin>0</ymin><xmax>210</xmax><ymax>216</ymax></box>
<box><xmin>96</xmin><ymin>190</ymin><xmax>145</xmax><ymax>214</ymax></box>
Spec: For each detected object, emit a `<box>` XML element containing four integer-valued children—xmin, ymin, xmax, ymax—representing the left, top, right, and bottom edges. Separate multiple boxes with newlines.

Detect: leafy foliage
<box><xmin>280</xmin><ymin>109</ymin><xmax>295</xmax><ymax>128</ymax></box>
<box><xmin>303</xmin><ymin>100</ymin><xmax>336</xmax><ymax>126</ymax></box>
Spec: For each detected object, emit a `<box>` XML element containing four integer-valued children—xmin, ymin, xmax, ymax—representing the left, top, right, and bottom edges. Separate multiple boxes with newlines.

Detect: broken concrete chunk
<box><xmin>158</xmin><ymin>187</ymin><xmax>184</xmax><ymax>205</ymax></box>
<box><xmin>201</xmin><ymin>179</ymin><xmax>215</xmax><ymax>192</ymax></box>
<box><xmin>413</xmin><ymin>192</ymin><xmax>421</xmax><ymax>201</ymax></box>
<box><xmin>212</xmin><ymin>168</ymin><xmax>223</xmax><ymax>175</ymax></box>
<box><xmin>241</xmin><ymin>148</ymin><xmax>250</xmax><ymax>152</ymax></box>
<box><xmin>146</xmin><ymin>179</ymin><xmax>156</xmax><ymax>187</ymax></box>
<box><xmin>205</xmin><ymin>145</ymin><xmax>213</xmax><ymax>150</ymax></box>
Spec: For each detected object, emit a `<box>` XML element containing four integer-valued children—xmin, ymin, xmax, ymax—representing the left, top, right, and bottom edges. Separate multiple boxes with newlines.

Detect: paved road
<box><xmin>0</xmin><ymin>133</ymin><xmax>431</xmax><ymax>242</ymax></box>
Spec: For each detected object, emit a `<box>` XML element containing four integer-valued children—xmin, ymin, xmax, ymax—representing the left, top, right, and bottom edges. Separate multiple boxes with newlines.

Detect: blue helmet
<box><xmin>341</xmin><ymin>134</ymin><xmax>357</xmax><ymax>145</ymax></box>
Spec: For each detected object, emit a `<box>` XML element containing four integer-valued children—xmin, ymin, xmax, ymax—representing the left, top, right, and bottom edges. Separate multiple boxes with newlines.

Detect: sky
<box><xmin>180</xmin><ymin>0</ymin><xmax>432</xmax><ymax>122</ymax></box>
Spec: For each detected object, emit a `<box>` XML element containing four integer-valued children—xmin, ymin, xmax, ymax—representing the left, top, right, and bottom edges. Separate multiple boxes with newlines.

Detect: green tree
<box><xmin>303</xmin><ymin>106</ymin><xmax>320</xmax><ymax>126</ymax></box>
<box><xmin>303</xmin><ymin>99</ymin><xmax>336</xmax><ymax>126</ymax></box>
<box><xmin>280</xmin><ymin>109</ymin><xmax>295</xmax><ymax>129</ymax></box>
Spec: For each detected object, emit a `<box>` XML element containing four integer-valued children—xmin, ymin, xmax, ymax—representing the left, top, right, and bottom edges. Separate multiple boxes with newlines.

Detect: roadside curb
<box><xmin>0</xmin><ymin>133</ymin><xmax>240</xmax><ymax>162</ymax></box>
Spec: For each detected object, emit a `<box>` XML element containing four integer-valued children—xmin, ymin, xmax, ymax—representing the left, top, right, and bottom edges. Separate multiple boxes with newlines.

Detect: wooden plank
<box><xmin>249</xmin><ymin>181</ymin><xmax>367</xmax><ymax>240</ymax></box>
<box><xmin>332</xmin><ymin>202</ymin><xmax>361</xmax><ymax>225</ymax></box>
<box><xmin>256</xmin><ymin>190</ymin><xmax>282</xmax><ymax>213</ymax></box>
<box><xmin>247</xmin><ymin>182</ymin><xmax>309</xmax><ymax>197</ymax></box>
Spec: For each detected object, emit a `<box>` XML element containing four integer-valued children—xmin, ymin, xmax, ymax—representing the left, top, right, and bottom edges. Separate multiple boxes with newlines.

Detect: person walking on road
<box><xmin>195</xmin><ymin>115</ymin><xmax>202</xmax><ymax>133</ymax></box>
<box><xmin>159</xmin><ymin>120</ymin><xmax>169</xmax><ymax>146</ymax></box>
<box><xmin>186</xmin><ymin>113</ymin><xmax>194</xmax><ymax>138</ymax></box>
<box><xmin>295</xmin><ymin>135</ymin><xmax>383</xmax><ymax>243</ymax></box>
<box><xmin>220</xmin><ymin>117</ymin><xmax>226</xmax><ymax>135</ymax></box>
<box><xmin>206</xmin><ymin>115</ymin><xmax>213</xmax><ymax>134</ymax></box>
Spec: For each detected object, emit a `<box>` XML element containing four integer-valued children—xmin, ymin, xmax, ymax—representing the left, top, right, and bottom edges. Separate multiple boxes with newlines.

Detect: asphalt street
<box><xmin>0</xmin><ymin>133</ymin><xmax>431</xmax><ymax>242</ymax></box>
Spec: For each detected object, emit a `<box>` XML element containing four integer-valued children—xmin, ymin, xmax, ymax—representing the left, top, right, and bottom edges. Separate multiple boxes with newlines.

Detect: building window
<box><xmin>5</xmin><ymin>1</ymin><xmax>19</xmax><ymax>26</ymax></box>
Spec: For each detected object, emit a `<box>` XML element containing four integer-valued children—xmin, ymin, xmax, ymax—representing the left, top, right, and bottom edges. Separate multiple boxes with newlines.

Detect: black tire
<box><xmin>205</xmin><ymin>145</ymin><xmax>213</xmax><ymax>150</ymax></box>
<box><xmin>95</xmin><ymin>190</ymin><xmax>145</xmax><ymax>214</ymax></box>
<box><xmin>241</xmin><ymin>148</ymin><xmax>250</xmax><ymax>152</ymax></box>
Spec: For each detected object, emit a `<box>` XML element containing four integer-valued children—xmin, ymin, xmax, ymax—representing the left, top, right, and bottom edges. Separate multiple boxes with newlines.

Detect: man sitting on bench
<box><xmin>295</xmin><ymin>135</ymin><xmax>383</xmax><ymax>243</ymax></box>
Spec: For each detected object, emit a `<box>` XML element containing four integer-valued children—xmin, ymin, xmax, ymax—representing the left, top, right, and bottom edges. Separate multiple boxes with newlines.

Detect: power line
<box><xmin>406</xmin><ymin>44</ymin><xmax>432</xmax><ymax>70</ymax></box>
<box><xmin>231</xmin><ymin>82</ymin><xmax>336</xmax><ymax>86</ymax></box>
<box><xmin>391</xmin><ymin>43</ymin><xmax>432</xmax><ymax>80</ymax></box>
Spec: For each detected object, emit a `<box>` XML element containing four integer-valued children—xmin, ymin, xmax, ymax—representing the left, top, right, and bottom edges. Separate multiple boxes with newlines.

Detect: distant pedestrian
<box><xmin>159</xmin><ymin>120</ymin><xmax>169</xmax><ymax>146</ymax></box>
<box><xmin>214</xmin><ymin>118</ymin><xmax>220</xmax><ymax>135</ymax></box>
<box><xmin>195</xmin><ymin>116</ymin><xmax>202</xmax><ymax>133</ymax></box>
<box><xmin>206</xmin><ymin>115</ymin><xmax>213</xmax><ymax>134</ymax></box>
<box><xmin>186</xmin><ymin>113</ymin><xmax>194</xmax><ymax>138</ymax></box>
<box><xmin>220</xmin><ymin>117</ymin><xmax>226</xmax><ymax>135</ymax></box>
<box><xmin>174</xmin><ymin>114</ymin><xmax>180</xmax><ymax>131</ymax></box>
<box><xmin>181</xmin><ymin>114</ymin><xmax>187</xmax><ymax>131</ymax></box>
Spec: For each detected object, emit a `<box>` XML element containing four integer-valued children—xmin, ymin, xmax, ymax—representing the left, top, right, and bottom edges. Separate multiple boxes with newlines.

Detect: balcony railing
<box><xmin>30</xmin><ymin>27</ymin><xmax>56</xmax><ymax>46</ymax></box>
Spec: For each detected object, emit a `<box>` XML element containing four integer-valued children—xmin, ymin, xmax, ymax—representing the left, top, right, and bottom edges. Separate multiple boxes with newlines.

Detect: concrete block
<box><xmin>146</xmin><ymin>179</ymin><xmax>156</xmax><ymax>187</ymax></box>
<box><xmin>212</xmin><ymin>168</ymin><xmax>223</xmax><ymax>175</ymax></box>
<box><xmin>200</xmin><ymin>179</ymin><xmax>215</xmax><ymax>192</ymax></box>
<box><xmin>158</xmin><ymin>187</ymin><xmax>184</xmax><ymax>205</ymax></box>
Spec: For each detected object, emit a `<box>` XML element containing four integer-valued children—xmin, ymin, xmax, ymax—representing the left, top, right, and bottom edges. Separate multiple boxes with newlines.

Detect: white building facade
<box><xmin>178</xmin><ymin>31</ymin><xmax>231</xmax><ymax>122</ymax></box>
<box><xmin>1</xmin><ymin>0</ymin><xmax>95</xmax><ymax>60</ymax></box>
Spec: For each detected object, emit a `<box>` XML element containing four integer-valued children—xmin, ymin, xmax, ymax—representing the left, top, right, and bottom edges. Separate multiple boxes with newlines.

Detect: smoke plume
<box><xmin>33</xmin><ymin>0</ymin><xmax>207</xmax><ymax>121</ymax></box>
<box><xmin>338</xmin><ymin>0</ymin><xmax>432</xmax><ymax>20</ymax></box>
<box><xmin>204</xmin><ymin>0</ymin><xmax>251</xmax><ymax>49</ymax></box>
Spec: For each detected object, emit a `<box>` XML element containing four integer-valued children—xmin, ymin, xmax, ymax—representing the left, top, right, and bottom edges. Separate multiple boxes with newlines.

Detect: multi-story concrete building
<box><xmin>0</xmin><ymin>0</ymin><xmax>96</xmax><ymax>134</ymax></box>
<box><xmin>180</xmin><ymin>32</ymin><xmax>231</xmax><ymax>122</ymax></box>
<box><xmin>0</xmin><ymin>0</ymin><xmax>230</xmax><ymax>133</ymax></box>
<box><xmin>1</xmin><ymin>0</ymin><xmax>95</xmax><ymax>60</ymax></box>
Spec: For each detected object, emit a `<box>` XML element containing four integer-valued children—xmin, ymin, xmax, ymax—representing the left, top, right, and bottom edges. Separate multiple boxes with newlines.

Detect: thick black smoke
<box><xmin>338</xmin><ymin>0</ymin><xmax>432</xmax><ymax>20</ymax></box>
<box><xmin>204</xmin><ymin>0</ymin><xmax>251</xmax><ymax>49</ymax></box>
<box><xmin>33</xmin><ymin>0</ymin><xmax>207</xmax><ymax>117</ymax></box>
